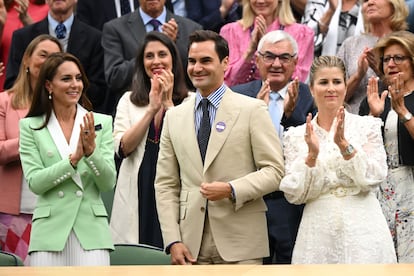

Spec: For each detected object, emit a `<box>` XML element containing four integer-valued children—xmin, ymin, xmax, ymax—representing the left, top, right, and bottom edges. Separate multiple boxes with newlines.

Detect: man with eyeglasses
<box><xmin>232</xmin><ymin>30</ymin><xmax>317</xmax><ymax>264</ymax></box>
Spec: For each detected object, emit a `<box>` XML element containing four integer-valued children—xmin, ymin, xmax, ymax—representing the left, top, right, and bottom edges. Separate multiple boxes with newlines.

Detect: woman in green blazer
<box><xmin>19</xmin><ymin>53</ymin><xmax>116</xmax><ymax>266</ymax></box>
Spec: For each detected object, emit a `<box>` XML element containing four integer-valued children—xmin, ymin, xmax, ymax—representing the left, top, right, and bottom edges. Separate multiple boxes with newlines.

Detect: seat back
<box><xmin>0</xmin><ymin>251</ymin><xmax>24</xmax><ymax>266</ymax></box>
<box><xmin>110</xmin><ymin>244</ymin><xmax>170</xmax><ymax>265</ymax></box>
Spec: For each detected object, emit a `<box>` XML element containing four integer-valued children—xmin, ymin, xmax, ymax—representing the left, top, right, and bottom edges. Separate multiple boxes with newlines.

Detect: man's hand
<box><xmin>256</xmin><ymin>79</ymin><xmax>270</xmax><ymax>104</ymax></box>
<box><xmin>162</xmin><ymin>18</ymin><xmax>178</xmax><ymax>41</ymax></box>
<box><xmin>200</xmin><ymin>182</ymin><xmax>232</xmax><ymax>201</ymax></box>
<box><xmin>170</xmin><ymin>242</ymin><xmax>196</xmax><ymax>265</ymax></box>
<box><xmin>284</xmin><ymin>77</ymin><xmax>299</xmax><ymax>118</ymax></box>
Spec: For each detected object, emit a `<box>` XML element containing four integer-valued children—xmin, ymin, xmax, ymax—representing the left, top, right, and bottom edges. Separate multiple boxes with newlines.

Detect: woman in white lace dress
<box><xmin>360</xmin><ymin>31</ymin><xmax>414</xmax><ymax>263</ymax></box>
<box><xmin>280</xmin><ymin>56</ymin><xmax>396</xmax><ymax>264</ymax></box>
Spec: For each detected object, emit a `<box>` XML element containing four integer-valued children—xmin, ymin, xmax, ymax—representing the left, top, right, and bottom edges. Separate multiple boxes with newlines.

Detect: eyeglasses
<box><xmin>381</xmin><ymin>55</ymin><xmax>410</xmax><ymax>65</ymax></box>
<box><xmin>257</xmin><ymin>51</ymin><xmax>296</xmax><ymax>64</ymax></box>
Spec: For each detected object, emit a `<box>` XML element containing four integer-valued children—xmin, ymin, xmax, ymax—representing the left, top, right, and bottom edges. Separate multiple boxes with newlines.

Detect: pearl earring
<box><xmin>48</xmin><ymin>93</ymin><xmax>52</xmax><ymax>100</ymax></box>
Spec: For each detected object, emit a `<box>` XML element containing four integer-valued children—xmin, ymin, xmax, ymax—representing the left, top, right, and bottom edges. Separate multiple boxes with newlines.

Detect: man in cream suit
<box><xmin>155</xmin><ymin>30</ymin><xmax>285</xmax><ymax>265</ymax></box>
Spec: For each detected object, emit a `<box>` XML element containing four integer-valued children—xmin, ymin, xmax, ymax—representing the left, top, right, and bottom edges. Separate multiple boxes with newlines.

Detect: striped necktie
<box><xmin>197</xmin><ymin>99</ymin><xmax>211</xmax><ymax>164</ymax></box>
<box><xmin>120</xmin><ymin>0</ymin><xmax>131</xmax><ymax>15</ymax></box>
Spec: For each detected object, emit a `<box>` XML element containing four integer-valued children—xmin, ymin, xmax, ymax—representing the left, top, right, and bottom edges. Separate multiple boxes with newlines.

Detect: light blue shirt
<box><xmin>194</xmin><ymin>84</ymin><xmax>227</xmax><ymax>134</ymax></box>
<box><xmin>48</xmin><ymin>13</ymin><xmax>74</xmax><ymax>51</ymax></box>
<box><xmin>139</xmin><ymin>7</ymin><xmax>167</xmax><ymax>32</ymax></box>
<box><xmin>171</xmin><ymin>0</ymin><xmax>186</xmax><ymax>17</ymax></box>
<box><xmin>267</xmin><ymin>83</ymin><xmax>288</xmax><ymax>140</ymax></box>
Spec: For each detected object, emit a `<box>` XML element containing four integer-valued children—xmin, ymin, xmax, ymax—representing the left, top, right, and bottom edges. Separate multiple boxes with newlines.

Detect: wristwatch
<box><xmin>400</xmin><ymin>112</ymin><xmax>413</xmax><ymax>124</ymax></box>
<box><xmin>341</xmin><ymin>144</ymin><xmax>355</xmax><ymax>156</ymax></box>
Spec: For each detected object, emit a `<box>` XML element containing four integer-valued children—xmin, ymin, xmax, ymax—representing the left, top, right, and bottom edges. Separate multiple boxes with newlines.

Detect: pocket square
<box><xmin>94</xmin><ymin>124</ymin><xmax>102</xmax><ymax>131</ymax></box>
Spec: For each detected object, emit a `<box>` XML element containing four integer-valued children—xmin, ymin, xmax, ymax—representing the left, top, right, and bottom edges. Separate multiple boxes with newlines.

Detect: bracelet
<box><xmin>69</xmin><ymin>154</ymin><xmax>77</xmax><ymax>169</ymax></box>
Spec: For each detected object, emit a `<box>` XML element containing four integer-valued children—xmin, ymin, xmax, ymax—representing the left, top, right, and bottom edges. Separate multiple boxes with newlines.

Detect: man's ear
<box><xmin>222</xmin><ymin>56</ymin><xmax>229</xmax><ymax>71</ymax></box>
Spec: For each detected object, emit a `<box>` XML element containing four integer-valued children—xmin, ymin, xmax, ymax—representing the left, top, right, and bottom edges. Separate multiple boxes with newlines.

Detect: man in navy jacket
<box><xmin>5</xmin><ymin>0</ymin><xmax>107</xmax><ymax>113</ymax></box>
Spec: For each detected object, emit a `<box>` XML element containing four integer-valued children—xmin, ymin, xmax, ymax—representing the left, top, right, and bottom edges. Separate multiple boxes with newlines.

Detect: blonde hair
<box><xmin>7</xmin><ymin>35</ymin><xmax>62</xmax><ymax>109</ymax></box>
<box><xmin>309</xmin><ymin>56</ymin><xmax>347</xmax><ymax>87</ymax></box>
<box><xmin>374</xmin><ymin>30</ymin><xmax>414</xmax><ymax>75</ymax></box>
<box><xmin>239</xmin><ymin>0</ymin><xmax>296</xmax><ymax>30</ymax></box>
<box><xmin>363</xmin><ymin>0</ymin><xmax>408</xmax><ymax>33</ymax></box>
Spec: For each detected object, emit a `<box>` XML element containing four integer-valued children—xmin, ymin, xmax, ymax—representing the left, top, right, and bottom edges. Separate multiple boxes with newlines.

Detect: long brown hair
<box><xmin>26</xmin><ymin>52</ymin><xmax>92</xmax><ymax>130</ymax></box>
<box><xmin>129</xmin><ymin>32</ymin><xmax>187</xmax><ymax>107</ymax></box>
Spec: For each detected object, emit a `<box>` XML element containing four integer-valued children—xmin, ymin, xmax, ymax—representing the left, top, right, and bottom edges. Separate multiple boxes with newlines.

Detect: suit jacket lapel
<box><xmin>67</xmin><ymin>19</ymin><xmax>83</xmax><ymax>54</ymax></box>
<box><xmin>178</xmin><ymin>97</ymin><xmax>204</xmax><ymax>172</ymax></box>
<box><xmin>47</xmin><ymin>105</ymin><xmax>87</xmax><ymax>190</ymax></box>
<box><xmin>128</xmin><ymin>10</ymin><xmax>146</xmax><ymax>44</ymax></box>
<box><xmin>36</xmin><ymin>17</ymin><xmax>49</xmax><ymax>34</ymax></box>
<box><xmin>203</xmin><ymin>89</ymin><xmax>240</xmax><ymax>172</ymax></box>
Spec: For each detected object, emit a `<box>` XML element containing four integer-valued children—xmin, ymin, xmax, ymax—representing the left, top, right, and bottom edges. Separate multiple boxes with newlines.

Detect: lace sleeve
<box><xmin>280</xmin><ymin>126</ymin><xmax>328</xmax><ymax>204</ymax></box>
<box><xmin>336</xmin><ymin>116</ymin><xmax>387</xmax><ymax>191</ymax></box>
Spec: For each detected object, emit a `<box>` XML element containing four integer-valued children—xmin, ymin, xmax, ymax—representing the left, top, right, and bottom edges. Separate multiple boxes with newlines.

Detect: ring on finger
<box><xmin>84</xmin><ymin>130</ymin><xmax>89</xmax><ymax>135</ymax></box>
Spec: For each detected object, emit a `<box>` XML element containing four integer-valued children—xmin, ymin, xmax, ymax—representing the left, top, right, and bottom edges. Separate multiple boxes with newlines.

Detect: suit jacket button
<box><xmin>58</xmin><ymin>191</ymin><xmax>64</xmax><ymax>198</ymax></box>
<box><xmin>200</xmin><ymin>206</ymin><xmax>205</xmax><ymax>212</ymax></box>
<box><xmin>76</xmin><ymin>190</ymin><xmax>83</xmax><ymax>197</ymax></box>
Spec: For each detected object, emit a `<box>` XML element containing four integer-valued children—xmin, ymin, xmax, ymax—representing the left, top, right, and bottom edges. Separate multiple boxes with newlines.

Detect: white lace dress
<box><xmin>280</xmin><ymin>112</ymin><xmax>397</xmax><ymax>264</ymax></box>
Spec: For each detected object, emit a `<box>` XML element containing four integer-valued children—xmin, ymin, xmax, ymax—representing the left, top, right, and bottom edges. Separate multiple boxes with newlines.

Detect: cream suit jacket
<box><xmin>155</xmin><ymin>88</ymin><xmax>285</xmax><ymax>262</ymax></box>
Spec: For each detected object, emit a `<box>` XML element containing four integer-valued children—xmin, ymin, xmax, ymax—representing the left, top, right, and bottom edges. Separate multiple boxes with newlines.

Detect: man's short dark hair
<box><xmin>188</xmin><ymin>30</ymin><xmax>229</xmax><ymax>61</ymax></box>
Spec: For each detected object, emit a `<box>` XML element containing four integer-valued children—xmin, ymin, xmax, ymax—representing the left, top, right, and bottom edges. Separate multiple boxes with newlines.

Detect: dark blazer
<box><xmin>102</xmin><ymin>9</ymin><xmax>201</xmax><ymax>113</ymax></box>
<box><xmin>231</xmin><ymin>80</ymin><xmax>317</xmax><ymax>129</ymax></box>
<box><xmin>5</xmin><ymin>17</ymin><xmax>108</xmax><ymax>112</ymax></box>
<box><xmin>186</xmin><ymin>0</ymin><xmax>241</xmax><ymax>32</ymax></box>
<box><xmin>359</xmin><ymin>92</ymin><xmax>414</xmax><ymax>165</ymax></box>
<box><xmin>76</xmin><ymin>0</ymin><xmax>139</xmax><ymax>30</ymax></box>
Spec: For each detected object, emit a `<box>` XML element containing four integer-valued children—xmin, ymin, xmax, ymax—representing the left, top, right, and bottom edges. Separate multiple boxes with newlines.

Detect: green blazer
<box><xmin>19</xmin><ymin>110</ymin><xmax>115</xmax><ymax>253</ymax></box>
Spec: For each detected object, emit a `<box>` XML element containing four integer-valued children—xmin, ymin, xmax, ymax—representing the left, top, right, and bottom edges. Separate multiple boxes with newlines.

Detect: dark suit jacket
<box><xmin>5</xmin><ymin>17</ymin><xmax>108</xmax><ymax>112</ymax></box>
<box><xmin>359</xmin><ymin>92</ymin><xmax>414</xmax><ymax>165</ymax></box>
<box><xmin>231</xmin><ymin>79</ymin><xmax>317</xmax><ymax>129</ymax></box>
<box><xmin>102</xmin><ymin>9</ymin><xmax>201</xmax><ymax>113</ymax></box>
<box><xmin>76</xmin><ymin>0</ymin><xmax>139</xmax><ymax>31</ymax></box>
<box><xmin>186</xmin><ymin>0</ymin><xmax>241</xmax><ymax>32</ymax></box>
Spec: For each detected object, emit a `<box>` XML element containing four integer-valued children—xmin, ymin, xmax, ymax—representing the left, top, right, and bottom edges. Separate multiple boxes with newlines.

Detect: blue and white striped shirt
<box><xmin>194</xmin><ymin>84</ymin><xmax>227</xmax><ymax>135</ymax></box>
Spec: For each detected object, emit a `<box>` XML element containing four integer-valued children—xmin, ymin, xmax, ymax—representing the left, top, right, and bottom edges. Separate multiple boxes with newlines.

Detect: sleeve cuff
<box><xmin>165</xmin><ymin>241</ymin><xmax>181</xmax><ymax>254</ymax></box>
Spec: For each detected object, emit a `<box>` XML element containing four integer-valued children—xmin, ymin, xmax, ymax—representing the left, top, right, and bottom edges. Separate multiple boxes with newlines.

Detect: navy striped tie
<box><xmin>120</xmin><ymin>0</ymin><xmax>131</xmax><ymax>15</ymax></box>
<box><xmin>197</xmin><ymin>99</ymin><xmax>211</xmax><ymax>164</ymax></box>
